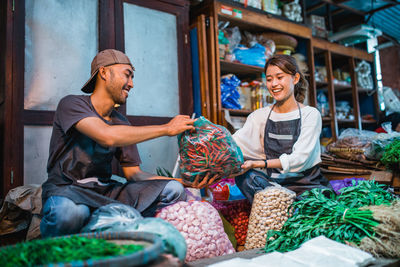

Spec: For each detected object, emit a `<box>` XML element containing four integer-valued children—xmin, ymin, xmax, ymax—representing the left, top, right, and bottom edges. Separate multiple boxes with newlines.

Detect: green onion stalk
<box><xmin>264</xmin><ymin>180</ymin><xmax>399</xmax><ymax>258</ymax></box>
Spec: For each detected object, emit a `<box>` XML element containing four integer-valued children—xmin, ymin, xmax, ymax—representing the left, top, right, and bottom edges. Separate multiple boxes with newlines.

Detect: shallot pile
<box><xmin>156</xmin><ymin>201</ymin><xmax>235</xmax><ymax>262</ymax></box>
<box><xmin>178</xmin><ymin>116</ymin><xmax>243</xmax><ymax>183</ymax></box>
<box><xmin>211</xmin><ymin>200</ymin><xmax>251</xmax><ymax>245</ymax></box>
<box><xmin>245</xmin><ymin>186</ymin><xmax>295</xmax><ymax>250</ymax></box>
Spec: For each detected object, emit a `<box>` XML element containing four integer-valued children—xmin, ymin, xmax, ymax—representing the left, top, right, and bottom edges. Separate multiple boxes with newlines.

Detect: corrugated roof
<box><xmin>367</xmin><ymin>4</ymin><xmax>400</xmax><ymax>43</ymax></box>
<box><xmin>305</xmin><ymin>0</ymin><xmax>400</xmax><ymax>43</ymax></box>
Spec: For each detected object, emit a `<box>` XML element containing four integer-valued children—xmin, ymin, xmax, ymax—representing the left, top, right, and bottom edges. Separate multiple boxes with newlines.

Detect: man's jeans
<box><xmin>40</xmin><ymin>180</ymin><xmax>186</xmax><ymax>237</ymax></box>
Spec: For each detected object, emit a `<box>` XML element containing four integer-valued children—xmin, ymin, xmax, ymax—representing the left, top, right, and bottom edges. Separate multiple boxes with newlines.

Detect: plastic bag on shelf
<box><xmin>233</xmin><ymin>43</ymin><xmax>266</xmax><ymax>67</ymax></box>
<box><xmin>383</xmin><ymin>86</ymin><xmax>400</xmax><ymax>114</ymax></box>
<box><xmin>156</xmin><ymin>201</ymin><xmax>235</xmax><ymax>261</ymax></box>
<box><xmin>225</xmin><ymin>26</ymin><xmax>242</xmax><ymax>50</ymax></box>
<box><xmin>326</xmin><ymin>128</ymin><xmax>377</xmax><ymax>162</ymax></box>
<box><xmin>178</xmin><ymin>116</ymin><xmax>244</xmax><ymax>184</ymax></box>
<box><xmin>81</xmin><ymin>203</ymin><xmax>187</xmax><ymax>261</ymax></box>
<box><xmin>221</xmin><ymin>74</ymin><xmax>242</xmax><ymax>110</ymax></box>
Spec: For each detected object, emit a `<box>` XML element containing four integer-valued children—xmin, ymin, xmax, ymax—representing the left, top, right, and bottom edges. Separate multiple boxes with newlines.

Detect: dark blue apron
<box><xmin>235</xmin><ymin>104</ymin><xmax>330</xmax><ymax>202</ymax></box>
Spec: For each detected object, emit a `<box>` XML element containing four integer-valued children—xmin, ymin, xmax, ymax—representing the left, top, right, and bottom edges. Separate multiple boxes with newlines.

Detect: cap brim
<box><xmin>81</xmin><ymin>70</ymin><xmax>98</xmax><ymax>93</ymax></box>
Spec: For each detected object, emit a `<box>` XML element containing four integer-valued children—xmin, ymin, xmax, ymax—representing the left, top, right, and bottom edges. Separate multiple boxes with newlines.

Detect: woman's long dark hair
<box><xmin>264</xmin><ymin>54</ymin><xmax>308</xmax><ymax>103</ymax></box>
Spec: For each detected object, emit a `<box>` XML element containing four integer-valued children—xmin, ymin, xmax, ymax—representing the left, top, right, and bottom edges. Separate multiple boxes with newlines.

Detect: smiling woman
<box><xmin>265</xmin><ymin>55</ymin><xmax>308</xmax><ymax>107</ymax></box>
<box><xmin>232</xmin><ymin>55</ymin><xmax>332</xmax><ymax>202</ymax></box>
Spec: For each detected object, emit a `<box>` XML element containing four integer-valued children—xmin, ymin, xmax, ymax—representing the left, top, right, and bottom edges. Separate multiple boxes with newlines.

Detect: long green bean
<box><xmin>264</xmin><ymin>180</ymin><xmax>395</xmax><ymax>253</ymax></box>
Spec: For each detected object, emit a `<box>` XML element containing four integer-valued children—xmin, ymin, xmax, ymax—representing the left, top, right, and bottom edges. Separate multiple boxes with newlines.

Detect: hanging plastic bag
<box><xmin>156</xmin><ymin>201</ymin><xmax>235</xmax><ymax>261</ymax></box>
<box><xmin>178</xmin><ymin>116</ymin><xmax>244</xmax><ymax>184</ymax></box>
<box><xmin>81</xmin><ymin>203</ymin><xmax>187</xmax><ymax>261</ymax></box>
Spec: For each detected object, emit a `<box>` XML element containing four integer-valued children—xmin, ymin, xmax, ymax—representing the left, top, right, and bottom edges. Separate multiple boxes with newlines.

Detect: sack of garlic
<box><xmin>156</xmin><ymin>200</ymin><xmax>235</xmax><ymax>261</ymax></box>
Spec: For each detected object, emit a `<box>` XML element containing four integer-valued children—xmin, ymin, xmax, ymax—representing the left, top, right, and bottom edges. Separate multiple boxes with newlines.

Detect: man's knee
<box><xmin>40</xmin><ymin>196</ymin><xmax>90</xmax><ymax>237</ymax></box>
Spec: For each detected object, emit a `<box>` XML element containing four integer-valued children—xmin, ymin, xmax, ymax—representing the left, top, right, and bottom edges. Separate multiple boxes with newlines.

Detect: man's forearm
<box><xmin>105</xmin><ymin>124</ymin><xmax>169</xmax><ymax>147</ymax></box>
<box><xmin>127</xmin><ymin>169</ymin><xmax>177</xmax><ymax>182</ymax></box>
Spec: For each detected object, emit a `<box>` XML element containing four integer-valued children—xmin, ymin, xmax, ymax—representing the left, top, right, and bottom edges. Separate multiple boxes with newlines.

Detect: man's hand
<box><xmin>178</xmin><ymin>173</ymin><xmax>220</xmax><ymax>189</ymax></box>
<box><xmin>166</xmin><ymin>115</ymin><xmax>195</xmax><ymax>136</ymax></box>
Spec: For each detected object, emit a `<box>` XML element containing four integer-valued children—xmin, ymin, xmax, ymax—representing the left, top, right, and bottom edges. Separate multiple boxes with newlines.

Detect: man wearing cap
<box><xmin>40</xmin><ymin>49</ymin><xmax>201</xmax><ymax>237</ymax></box>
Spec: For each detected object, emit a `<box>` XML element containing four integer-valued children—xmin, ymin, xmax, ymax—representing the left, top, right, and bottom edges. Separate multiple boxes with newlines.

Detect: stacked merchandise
<box><xmin>320</xmin><ymin>128</ymin><xmax>398</xmax><ymax>176</ymax></box>
<box><xmin>264</xmin><ymin>180</ymin><xmax>400</xmax><ymax>259</ymax></box>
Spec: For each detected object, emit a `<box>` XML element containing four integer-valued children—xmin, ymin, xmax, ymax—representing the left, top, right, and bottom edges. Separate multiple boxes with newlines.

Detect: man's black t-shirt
<box><xmin>41</xmin><ymin>95</ymin><xmax>164</xmax><ymax>209</ymax></box>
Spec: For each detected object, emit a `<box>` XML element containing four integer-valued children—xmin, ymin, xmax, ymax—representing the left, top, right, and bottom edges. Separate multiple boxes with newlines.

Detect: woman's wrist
<box><xmin>252</xmin><ymin>160</ymin><xmax>266</xmax><ymax>168</ymax></box>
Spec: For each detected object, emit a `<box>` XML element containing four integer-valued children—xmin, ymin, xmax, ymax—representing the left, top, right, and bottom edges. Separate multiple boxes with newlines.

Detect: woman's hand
<box><xmin>178</xmin><ymin>173</ymin><xmax>220</xmax><ymax>189</ymax></box>
<box><xmin>240</xmin><ymin>160</ymin><xmax>266</xmax><ymax>172</ymax></box>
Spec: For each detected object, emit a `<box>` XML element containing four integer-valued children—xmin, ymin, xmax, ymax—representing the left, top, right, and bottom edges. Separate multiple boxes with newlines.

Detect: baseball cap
<box><xmin>81</xmin><ymin>49</ymin><xmax>134</xmax><ymax>93</ymax></box>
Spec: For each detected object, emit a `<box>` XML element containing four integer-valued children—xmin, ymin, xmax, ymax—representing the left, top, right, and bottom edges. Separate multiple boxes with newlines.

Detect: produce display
<box><xmin>245</xmin><ymin>186</ymin><xmax>296</xmax><ymax>250</ymax></box>
<box><xmin>156</xmin><ymin>201</ymin><xmax>235</xmax><ymax>261</ymax></box>
<box><xmin>178</xmin><ymin>116</ymin><xmax>243</xmax><ymax>184</ymax></box>
<box><xmin>264</xmin><ymin>181</ymin><xmax>399</xmax><ymax>258</ymax></box>
<box><xmin>0</xmin><ymin>236</ymin><xmax>144</xmax><ymax>267</ymax></box>
<box><xmin>211</xmin><ymin>199</ymin><xmax>251</xmax><ymax>245</ymax></box>
<box><xmin>380</xmin><ymin>137</ymin><xmax>400</xmax><ymax>170</ymax></box>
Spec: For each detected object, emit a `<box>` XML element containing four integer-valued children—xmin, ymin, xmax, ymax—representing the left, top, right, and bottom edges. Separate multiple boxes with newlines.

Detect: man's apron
<box><xmin>236</xmin><ymin>103</ymin><xmax>330</xmax><ymax>202</ymax></box>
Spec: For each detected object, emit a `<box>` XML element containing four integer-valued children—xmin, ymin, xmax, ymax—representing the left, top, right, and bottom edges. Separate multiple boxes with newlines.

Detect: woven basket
<box><xmin>261</xmin><ymin>33</ymin><xmax>298</xmax><ymax>49</ymax></box>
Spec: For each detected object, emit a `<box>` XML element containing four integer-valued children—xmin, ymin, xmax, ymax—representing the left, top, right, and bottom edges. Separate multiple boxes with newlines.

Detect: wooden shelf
<box><xmin>225</xmin><ymin>108</ymin><xmax>252</xmax><ymax>116</ymax></box>
<box><xmin>216</xmin><ymin>1</ymin><xmax>312</xmax><ymax>39</ymax></box>
<box><xmin>312</xmin><ymin>37</ymin><xmax>373</xmax><ymax>62</ymax></box>
<box><xmin>334</xmin><ymin>83</ymin><xmax>352</xmax><ymax>92</ymax></box>
<box><xmin>362</xmin><ymin>119</ymin><xmax>377</xmax><ymax>124</ymax></box>
<box><xmin>316</xmin><ymin>82</ymin><xmax>352</xmax><ymax>92</ymax></box>
<box><xmin>220</xmin><ymin>60</ymin><xmax>264</xmax><ymax>76</ymax></box>
<box><xmin>322</xmin><ymin>116</ymin><xmax>332</xmax><ymax>122</ymax></box>
<box><xmin>337</xmin><ymin>118</ymin><xmax>356</xmax><ymax>124</ymax></box>
<box><xmin>358</xmin><ymin>87</ymin><xmax>375</xmax><ymax>94</ymax></box>
<box><xmin>316</xmin><ymin>81</ymin><xmax>328</xmax><ymax>88</ymax></box>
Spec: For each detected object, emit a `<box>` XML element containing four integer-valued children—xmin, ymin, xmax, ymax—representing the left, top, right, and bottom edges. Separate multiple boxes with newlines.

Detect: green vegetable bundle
<box><xmin>380</xmin><ymin>137</ymin><xmax>400</xmax><ymax>170</ymax></box>
<box><xmin>264</xmin><ymin>180</ymin><xmax>400</xmax><ymax>258</ymax></box>
<box><xmin>0</xmin><ymin>236</ymin><xmax>144</xmax><ymax>267</ymax></box>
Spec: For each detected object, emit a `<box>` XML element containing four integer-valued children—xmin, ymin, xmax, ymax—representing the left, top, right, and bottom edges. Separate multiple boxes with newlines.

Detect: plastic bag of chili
<box><xmin>178</xmin><ymin>116</ymin><xmax>244</xmax><ymax>183</ymax></box>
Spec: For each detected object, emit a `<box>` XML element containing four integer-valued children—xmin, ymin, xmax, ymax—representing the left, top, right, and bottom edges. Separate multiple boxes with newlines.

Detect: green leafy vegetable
<box><xmin>156</xmin><ymin>167</ymin><xmax>173</xmax><ymax>177</ymax></box>
<box><xmin>0</xmin><ymin>236</ymin><xmax>144</xmax><ymax>267</ymax></box>
<box><xmin>264</xmin><ymin>180</ymin><xmax>395</xmax><ymax>253</ymax></box>
<box><xmin>380</xmin><ymin>138</ymin><xmax>400</xmax><ymax>170</ymax></box>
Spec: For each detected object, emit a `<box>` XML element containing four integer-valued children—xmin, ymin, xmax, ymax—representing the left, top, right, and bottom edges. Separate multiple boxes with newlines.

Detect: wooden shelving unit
<box><xmin>224</xmin><ymin>108</ymin><xmax>252</xmax><ymax>116</ymax></box>
<box><xmin>192</xmin><ymin>0</ymin><xmax>314</xmax><ymax>126</ymax></box>
<box><xmin>312</xmin><ymin>38</ymin><xmax>378</xmax><ymax>140</ymax></box>
<box><xmin>191</xmin><ymin>0</ymin><xmax>379</xmax><ymax>139</ymax></box>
